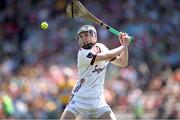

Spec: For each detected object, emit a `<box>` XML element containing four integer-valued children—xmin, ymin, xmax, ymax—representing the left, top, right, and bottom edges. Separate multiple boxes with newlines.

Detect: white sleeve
<box><xmin>97</xmin><ymin>43</ymin><xmax>109</xmax><ymax>52</ymax></box>
<box><xmin>78</xmin><ymin>49</ymin><xmax>97</xmax><ymax>65</ymax></box>
<box><xmin>96</xmin><ymin>43</ymin><xmax>116</xmax><ymax>62</ymax></box>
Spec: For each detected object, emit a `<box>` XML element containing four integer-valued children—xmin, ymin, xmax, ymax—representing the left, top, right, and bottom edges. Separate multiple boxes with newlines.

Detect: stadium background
<box><xmin>0</xmin><ymin>0</ymin><xmax>179</xmax><ymax>119</ymax></box>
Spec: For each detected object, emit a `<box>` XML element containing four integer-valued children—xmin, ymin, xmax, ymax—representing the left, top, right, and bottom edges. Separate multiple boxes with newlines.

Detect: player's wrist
<box><xmin>120</xmin><ymin>45</ymin><xmax>125</xmax><ymax>51</ymax></box>
<box><xmin>121</xmin><ymin>45</ymin><xmax>129</xmax><ymax>48</ymax></box>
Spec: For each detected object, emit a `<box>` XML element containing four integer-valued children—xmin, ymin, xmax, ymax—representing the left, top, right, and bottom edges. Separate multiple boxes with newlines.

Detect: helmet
<box><xmin>77</xmin><ymin>25</ymin><xmax>97</xmax><ymax>35</ymax></box>
<box><xmin>76</xmin><ymin>25</ymin><xmax>97</xmax><ymax>47</ymax></box>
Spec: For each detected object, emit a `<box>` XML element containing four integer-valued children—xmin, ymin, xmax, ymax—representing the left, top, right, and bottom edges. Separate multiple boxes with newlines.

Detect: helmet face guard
<box><xmin>76</xmin><ymin>25</ymin><xmax>97</xmax><ymax>47</ymax></box>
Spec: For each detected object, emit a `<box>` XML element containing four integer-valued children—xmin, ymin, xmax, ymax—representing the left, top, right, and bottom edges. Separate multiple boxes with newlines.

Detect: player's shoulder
<box><xmin>95</xmin><ymin>43</ymin><xmax>109</xmax><ymax>51</ymax></box>
<box><xmin>96</xmin><ymin>43</ymin><xmax>106</xmax><ymax>47</ymax></box>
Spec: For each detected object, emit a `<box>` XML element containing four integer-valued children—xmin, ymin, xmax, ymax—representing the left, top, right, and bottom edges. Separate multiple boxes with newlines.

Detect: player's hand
<box><xmin>119</xmin><ymin>32</ymin><xmax>130</xmax><ymax>47</ymax></box>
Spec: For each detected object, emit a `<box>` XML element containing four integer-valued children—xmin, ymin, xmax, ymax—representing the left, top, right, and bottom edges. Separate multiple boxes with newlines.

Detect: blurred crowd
<box><xmin>0</xmin><ymin>0</ymin><xmax>180</xmax><ymax>119</ymax></box>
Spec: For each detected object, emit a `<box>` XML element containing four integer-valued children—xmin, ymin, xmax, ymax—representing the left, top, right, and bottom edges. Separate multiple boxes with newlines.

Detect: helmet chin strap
<box><xmin>82</xmin><ymin>43</ymin><xmax>96</xmax><ymax>49</ymax></box>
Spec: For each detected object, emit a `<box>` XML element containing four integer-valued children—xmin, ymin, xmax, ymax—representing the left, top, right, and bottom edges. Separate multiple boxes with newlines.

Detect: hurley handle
<box><xmin>108</xmin><ymin>27</ymin><xmax>134</xmax><ymax>43</ymax></box>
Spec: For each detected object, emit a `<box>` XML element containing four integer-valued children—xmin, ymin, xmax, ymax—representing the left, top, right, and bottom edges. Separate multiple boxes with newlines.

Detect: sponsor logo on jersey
<box><xmin>92</xmin><ymin>65</ymin><xmax>105</xmax><ymax>74</ymax></box>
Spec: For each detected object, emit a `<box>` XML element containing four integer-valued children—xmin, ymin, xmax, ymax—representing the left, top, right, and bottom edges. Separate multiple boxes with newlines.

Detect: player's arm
<box><xmin>110</xmin><ymin>33</ymin><xmax>130</xmax><ymax>67</ymax></box>
<box><xmin>94</xmin><ymin>45</ymin><xmax>127</xmax><ymax>62</ymax></box>
<box><xmin>95</xmin><ymin>33</ymin><xmax>130</xmax><ymax>67</ymax></box>
<box><xmin>110</xmin><ymin>47</ymin><xmax>128</xmax><ymax>67</ymax></box>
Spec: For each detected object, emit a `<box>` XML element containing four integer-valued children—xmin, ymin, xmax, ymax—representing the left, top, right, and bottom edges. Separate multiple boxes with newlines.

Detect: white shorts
<box><xmin>64</xmin><ymin>97</ymin><xmax>112</xmax><ymax>119</ymax></box>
